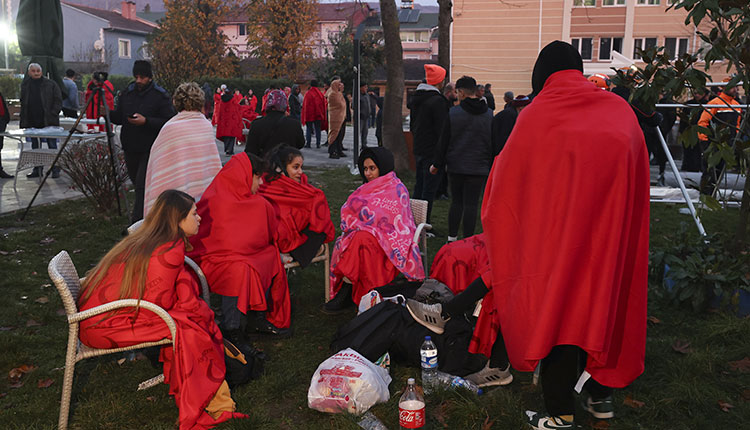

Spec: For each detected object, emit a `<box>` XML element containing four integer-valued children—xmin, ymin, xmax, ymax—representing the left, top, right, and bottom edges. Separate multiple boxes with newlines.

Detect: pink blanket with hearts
<box><xmin>330</xmin><ymin>172</ymin><xmax>425</xmax><ymax>293</ymax></box>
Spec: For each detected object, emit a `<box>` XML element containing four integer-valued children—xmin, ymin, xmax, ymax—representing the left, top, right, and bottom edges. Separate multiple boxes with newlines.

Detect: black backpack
<box><xmin>223</xmin><ymin>339</ymin><xmax>265</xmax><ymax>389</ymax></box>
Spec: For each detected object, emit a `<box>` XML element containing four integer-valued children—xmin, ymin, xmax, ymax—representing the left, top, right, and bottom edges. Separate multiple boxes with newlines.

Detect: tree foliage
<box><xmin>245</xmin><ymin>0</ymin><xmax>318</xmax><ymax>79</ymax></box>
<box><xmin>146</xmin><ymin>0</ymin><xmax>238</xmax><ymax>93</ymax></box>
<box><xmin>313</xmin><ymin>25</ymin><xmax>384</xmax><ymax>92</ymax></box>
<box><xmin>614</xmin><ymin>0</ymin><xmax>750</xmax><ymax>246</ymax></box>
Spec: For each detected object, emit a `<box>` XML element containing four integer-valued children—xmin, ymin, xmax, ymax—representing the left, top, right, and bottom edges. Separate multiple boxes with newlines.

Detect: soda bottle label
<box><xmin>399</xmin><ymin>403</ymin><xmax>425</xmax><ymax>428</ymax></box>
<box><xmin>420</xmin><ymin>349</ymin><xmax>437</xmax><ymax>369</ymax></box>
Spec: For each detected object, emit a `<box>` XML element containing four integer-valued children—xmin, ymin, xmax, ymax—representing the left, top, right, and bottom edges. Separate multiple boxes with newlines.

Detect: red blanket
<box><xmin>330</xmin><ymin>172</ymin><xmax>425</xmax><ymax>303</ymax></box>
<box><xmin>301</xmin><ymin>86</ymin><xmax>326</xmax><ymax>123</ymax></box>
<box><xmin>430</xmin><ymin>234</ymin><xmax>488</xmax><ymax>295</ymax></box>
<box><xmin>84</xmin><ymin>79</ymin><xmax>114</xmax><ymax>132</ymax></box>
<box><xmin>188</xmin><ymin>153</ymin><xmax>290</xmax><ymax>329</ymax></box>
<box><xmin>481</xmin><ymin>70</ymin><xmax>650</xmax><ymax>388</ymax></box>
<box><xmin>258</xmin><ymin>173</ymin><xmax>335</xmax><ymax>253</ymax></box>
<box><xmin>78</xmin><ymin>241</ymin><xmax>235</xmax><ymax>429</ymax></box>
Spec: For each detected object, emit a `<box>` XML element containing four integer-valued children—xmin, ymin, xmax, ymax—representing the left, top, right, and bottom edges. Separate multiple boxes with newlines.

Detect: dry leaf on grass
<box><xmin>8</xmin><ymin>364</ymin><xmax>37</xmax><ymax>388</ymax></box>
<box><xmin>481</xmin><ymin>415</ymin><xmax>495</xmax><ymax>430</ymax></box>
<box><xmin>116</xmin><ymin>358</ymin><xmax>126</xmax><ymax>366</ymax></box>
<box><xmin>718</xmin><ymin>400</ymin><xmax>734</xmax><ymax>412</ymax></box>
<box><xmin>671</xmin><ymin>340</ymin><xmax>692</xmax><ymax>354</ymax></box>
<box><xmin>647</xmin><ymin>316</ymin><xmax>662</xmax><ymax>325</ymax></box>
<box><xmin>56</xmin><ymin>309</ymin><xmax>66</xmax><ymax>316</ymax></box>
<box><xmin>25</xmin><ymin>319</ymin><xmax>41</xmax><ymax>327</ymax></box>
<box><xmin>0</xmin><ymin>250</ymin><xmax>7</xmax><ymax>255</ymax></box>
<box><xmin>34</xmin><ymin>296</ymin><xmax>49</xmax><ymax>304</ymax></box>
<box><xmin>37</xmin><ymin>379</ymin><xmax>54</xmax><ymax>388</ymax></box>
<box><xmin>39</xmin><ymin>237</ymin><xmax>55</xmax><ymax>245</ymax></box>
<box><xmin>590</xmin><ymin>420</ymin><xmax>610</xmax><ymax>429</ymax></box>
<box><xmin>0</xmin><ymin>327</ymin><xmax>13</xmax><ymax>331</ymax></box>
<box><xmin>146</xmin><ymin>396</ymin><xmax>157</xmax><ymax>402</ymax></box>
<box><xmin>623</xmin><ymin>395</ymin><xmax>645</xmax><ymax>409</ymax></box>
<box><xmin>728</xmin><ymin>357</ymin><xmax>750</xmax><ymax>373</ymax></box>
<box><xmin>741</xmin><ymin>389</ymin><xmax>750</xmax><ymax>402</ymax></box>
<box><xmin>72</xmin><ymin>249</ymin><xmax>82</xmax><ymax>254</ymax></box>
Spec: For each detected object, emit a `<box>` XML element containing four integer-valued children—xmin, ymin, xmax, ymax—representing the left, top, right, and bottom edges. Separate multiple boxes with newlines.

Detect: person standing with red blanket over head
<box><xmin>78</xmin><ymin>190</ymin><xmax>248</xmax><ymax>429</ymax></box>
<box><xmin>188</xmin><ymin>152</ymin><xmax>292</xmax><ymax>343</ymax></box>
<box><xmin>84</xmin><ymin>73</ymin><xmax>114</xmax><ymax>132</ymax></box>
<box><xmin>216</xmin><ymin>87</ymin><xmax>242</xmax><ymax>156</ymax></box>
<box><xmin>323</xmin><ymin>147</ymin><xmax>426</xmax><ymax>314</ymax></box>
<box><xmin>301</xmin><ymin>80</ymin><xmax>327</xmax><ymax>148</ymax></box>
<box><xmin>211</xmin><ymin>86</ymin><xmax>223</xmax><ymax>126</ymax></box>
<box><xmin>485</xmin><ymin>41</ymin><xmax>649</xmax><ymax>429</ymax></box>
<box><xmin>260</xmin><ymin>145</ymin><xmax>335</xmax><ymax>267</ymax></box>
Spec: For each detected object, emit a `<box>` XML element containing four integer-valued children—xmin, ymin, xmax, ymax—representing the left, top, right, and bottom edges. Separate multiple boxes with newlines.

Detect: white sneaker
<box><xmin>466</xmin><ymin>362</ymin><xmax>513</xmax><ymax>387</ymax></box>
<box><xmin>406</xmin><ymin>299</ymin><xmax>449</xmax><ymax>334</ymax></box>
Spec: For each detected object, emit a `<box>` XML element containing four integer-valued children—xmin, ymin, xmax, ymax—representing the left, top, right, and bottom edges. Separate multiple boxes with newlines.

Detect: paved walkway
<box><xmin>0</xmin><ymin>123</ymin><xmax>377</xmax><ymax>215</ymax></box>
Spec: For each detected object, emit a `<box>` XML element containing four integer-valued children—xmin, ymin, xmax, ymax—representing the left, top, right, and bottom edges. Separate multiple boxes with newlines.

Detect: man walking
<box><xmin>359</xmin><ymin>82</ymin><xmax>371</xmax><ymax>148</ymax></box>
<box><xmin>301</xmin><ymin>80</ymin><xmax>326</xmax><ymax>148</ymax></box>
<box><xmin>20</xmin><ymin>63</ymin><xmax>62</xmax><ymax>178</ymax></box>
<box><xmin>431</xmin><ymin>75</ymin><xmax>493</xmax><ymax>241</ymax></box>
<box><xmin>110</xmin><ymin>60</ymin><xmax>175</xmax><ymax>222</ymax></box>
<box><xmin>61</xmin><ymin>69</ymin><xmax>79</xmax><ymax>118</ymax></box>
<box><xmin>408</xmin><ymin>64</ymin><xmax>448</xmax><ymax>222</ymax></box>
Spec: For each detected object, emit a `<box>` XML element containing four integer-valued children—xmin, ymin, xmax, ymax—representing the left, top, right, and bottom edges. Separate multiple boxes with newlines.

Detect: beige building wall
<box><xmin>451</xmin><ymin>0</ymin><xmax>567</xmax><ymax>97</ymax></box>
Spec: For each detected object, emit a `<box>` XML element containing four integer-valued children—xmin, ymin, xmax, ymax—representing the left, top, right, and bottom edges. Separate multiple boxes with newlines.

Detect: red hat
<box><xmin>424</xmin><ymin>64</ymin><xmax>446</xmax><ymax>86</ymax></box>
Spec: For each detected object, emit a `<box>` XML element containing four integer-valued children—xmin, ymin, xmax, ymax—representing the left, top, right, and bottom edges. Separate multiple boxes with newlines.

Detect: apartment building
<box><xmin>451</xmin><ymin>0</ymin><xmax>723</xmax><ymax>99</ymax></box>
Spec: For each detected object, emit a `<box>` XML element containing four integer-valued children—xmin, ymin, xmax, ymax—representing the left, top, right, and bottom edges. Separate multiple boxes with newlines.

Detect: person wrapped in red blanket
<box><xmin>188</xmin><ymin>152</ymin><xmax>292</xmax><ymax>340</ymax></box>
<box><xmin>430</xmin><ymin>233</ymin><xmax>488</xmax><ymax>295</ymax></box>
<box><xmin>323</xmin><ymin>147</ymin><xmax>426</xmax><ymax>314</ymax></box>
<box><xmin>78</xmin><ymin>190</ymin><xmax>247</xmax><ymax>429</ymax></box>
<box><xmin>84</xmin><ymin>75</ymin><xmax>114</xmax><ymax>132</ymax></box>
<box><xmin>259</xmin><ymin>145</ymin><xmax>335</xmax><ymax>267</ymax></box>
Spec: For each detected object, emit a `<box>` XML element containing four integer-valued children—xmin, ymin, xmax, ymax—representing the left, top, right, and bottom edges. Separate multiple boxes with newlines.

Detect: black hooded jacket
<box><xmin>434</xmin><ymin>97</ymin><xmax>493</xmax><ymax>176</ymax></box>
<box><xmin>358</xmin><ymin>146</ymin><xmax>394</xmax><ymax>183</ymax></box>
<box><xmin>110</xmin><ymin>80</ymin><xmax>176</xmax><ymax>153</ymax></box>
<box><xmin>408</xmin><ymin>83</ymin><xmax>450</xmax><ymax>157</ymax></box>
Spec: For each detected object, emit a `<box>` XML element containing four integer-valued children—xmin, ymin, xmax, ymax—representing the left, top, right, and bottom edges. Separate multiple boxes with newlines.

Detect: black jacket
<box><xmin>491</xmin><ymin>105</ymin><xmax>518</xmax><ymax>154</ymax></box>
<box><xmin>20</xmin><ymin>77</ymin><xmax>62</xmax><ymax>128</ymax></box>
<box><xmin>485</xmin><ymin>90</ymin><xmax>496</xmax><ymax>111</ymax></box>
<box><xmin>434</xmin><ymin>97</ymin><xmax>493</xmax><ymax>176</ymax></box>
<box><xmin>408</xmin><ymin>83</ymin><xmax>449</xmax><ymax>157</ymax></box>
<box><xmin>289</xmin><ymin>85</ymin><xmax>302</xmax><ymax>117</ymax></box>
<box><xmin>245</xmin><ymin>110</ymin><xmax>305</xmax><ymax>156</ymax></box>
<box><xmin>110</xmin><ymin>81</ymin><xmax>175</xmax><ymax>153</ymax></box>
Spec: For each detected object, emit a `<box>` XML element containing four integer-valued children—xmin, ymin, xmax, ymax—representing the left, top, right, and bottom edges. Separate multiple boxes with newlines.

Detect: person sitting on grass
<box><xmin>78</xmin><ymin>189</ymin><xmax>247</xmax><ymax>429</ymax></box>
<box><xmin>259</xmin><ymin>144</ymin><xmax>335</xmax><ymax>267</ymax></box>
<box><xmin>323</xmin><ymin>147</ymin><xmax>426</xmax><ymax>314</ymax></box>
<box><xmin>188</xmin><ymin>152</ymin><xmax>292</xmax><ymax>342</ymax></box>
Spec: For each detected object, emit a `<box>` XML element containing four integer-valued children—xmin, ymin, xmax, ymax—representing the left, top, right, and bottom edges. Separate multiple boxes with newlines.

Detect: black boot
<box><xmin>0</xmin><ymin>169</ymin><xmax>12</xmax><ymax>179</ymax></box>
<box><xmin>322</xmin><ymin>282</ymin><xmax>355</xmax><ymax>315</ymax></box>
<box><xmin>247</xmin><ymin>311</ymin><xmax>291</xmax><ymax>337</ymax></box>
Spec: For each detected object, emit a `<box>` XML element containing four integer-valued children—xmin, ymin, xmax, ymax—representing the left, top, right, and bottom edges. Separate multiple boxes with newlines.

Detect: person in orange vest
<box><xmin>697</xmin><ymin>79</ymin><xmax>742</xmax><ymax>193</ymax></box>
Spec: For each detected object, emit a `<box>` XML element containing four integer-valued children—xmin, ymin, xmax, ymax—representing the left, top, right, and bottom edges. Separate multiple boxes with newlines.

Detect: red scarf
<box><xmin>481</xmin><ymin>70</ymin><xmax>650</xmax><ymax>388</ymax></box>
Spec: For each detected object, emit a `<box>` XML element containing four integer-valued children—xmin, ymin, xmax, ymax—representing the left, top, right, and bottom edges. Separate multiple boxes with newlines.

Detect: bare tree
<box><xmin>437</xmin><ymin>0</ymin><xmax>451</xmax><ymax>79</ymax></box>
<box><xmin>379</xmin><ymin>0</ymin><xmax>409</xmax><ymax>172</ymax></box>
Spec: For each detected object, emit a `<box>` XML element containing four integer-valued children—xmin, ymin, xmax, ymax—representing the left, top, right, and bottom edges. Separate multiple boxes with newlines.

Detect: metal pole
<box><xmin>353</xmin><ymin>23</ymin><xmax>365</xmax><ymax>166</ymax></box>
<box><xmin>655</xmin><ymin>125</ymin><xmax>707</xmax><ymax>237</ymax></box>
<box><xmin>3</xmin><ymin>38</ymin><xmax>7</xmax><ymax>69</ymax></box>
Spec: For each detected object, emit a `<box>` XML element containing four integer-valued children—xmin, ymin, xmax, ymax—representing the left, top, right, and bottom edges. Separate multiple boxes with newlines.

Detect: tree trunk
<box><xmin>437</xmin><ymin>0</ymin><xmax>452</xmax><ymax>80</ymax></box>
<box><xmin>379</xmin><ymin>0</ymin><xmax>410</xmax><ymax>173</ymax></box>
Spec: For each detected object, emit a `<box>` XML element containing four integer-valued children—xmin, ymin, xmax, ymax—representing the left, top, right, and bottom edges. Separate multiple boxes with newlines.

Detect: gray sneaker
<box><xmin>466</xmin><ymin>362</ymin><xmax>513</xmax><ymax>387</ymax></box>
<box><xmin>406</xmin><ymin>299</ymin><xmax>449</xmax><ymax>334</ymax></box>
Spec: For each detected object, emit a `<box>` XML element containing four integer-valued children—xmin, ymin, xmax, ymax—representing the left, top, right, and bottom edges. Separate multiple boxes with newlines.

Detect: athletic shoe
<box><xmin>466</xmin><ymin>362</ymin><xmax>513</xmax><ymax>387</ymax></box>
<box><xmin>581</xmin><ymin>393</ymin><xmax>614</xmax><ymax>419</ymax></box>
<box><xmin>406</xmin><ymin>299</ymin><xmax>449</xmax><ymax>334</ymax></box>
<box><xmin>525</xmin><ymin>411</ymin><xmax>574</xmax><ymax>429</ymax></box>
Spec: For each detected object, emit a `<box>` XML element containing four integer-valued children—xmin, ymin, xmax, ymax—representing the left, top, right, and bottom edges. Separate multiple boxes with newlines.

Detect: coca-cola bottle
<box><xmin>399</xmin><ymin>378</ymin><xmax>425</xmax><ymax>429</ymax></box>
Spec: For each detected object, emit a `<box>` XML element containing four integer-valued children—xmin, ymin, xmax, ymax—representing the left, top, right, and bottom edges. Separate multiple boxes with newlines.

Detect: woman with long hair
<box><xmin>259</xmin><ymin>144</ymin><xmax>335</xmax><ymax>267</ymax></box>
<box><xmin>78</xmin><ymin>189</ymin><xmax>245</xmax><ymax>429</ymax></box>
<box><xmin>323</xmin><ymin>147</ymin><xmax>426</xmax><ymax>314</ymax></box>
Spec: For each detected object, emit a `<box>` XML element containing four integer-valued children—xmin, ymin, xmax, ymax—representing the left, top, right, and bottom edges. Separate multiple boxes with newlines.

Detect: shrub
<box><xmin>59</xmin><ymin>139</ymin><xmax>129</xmax><ymax>214</ymax></box>
<box><xmin>0</xmin><ymin>75</ymin><xmax>22</xmax><ymax>98</ymax></box>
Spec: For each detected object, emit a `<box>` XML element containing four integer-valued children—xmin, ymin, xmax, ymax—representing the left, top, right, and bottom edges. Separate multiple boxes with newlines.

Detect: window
<box><xmin>599</xmin><ymin>37</ymin><xmax>623</xmax><ymax>60</ymax></box>
<box><xmin>118</xmin><ymin>39</ymin><xmax>131</xmax><ymax>58</ymax></box>
<box><xmin>664</xmin><ymin>37</ymin><xmax>689</xmax><ymax>59</ymax></box>
<box><xmin>573</xmin><ymin>0</ymin><xmax>595</xmax><ymax>6</ymax></box>
<box><xmin>633</xmin><ymin>37</ymin><xmax>657</xmax><ymax>59</ymax></box>
<box><xmin>603</xmin><ymin>0</ymin><xmax>625</xmax><ymax>5</ymax></box>
<box><xmin>238</xmin><ymin>24</ymin><xmax>246</xmax><ymax>36</ymax></box>
<box><xmin>637</xmin><ymin>0</ymin><xmax>660</xmax><ymax>4</ymax></box>
<box><xmin>571</xmin><ymin>38</ymin><xmax>593</xmax><ymax>61</ymax></box>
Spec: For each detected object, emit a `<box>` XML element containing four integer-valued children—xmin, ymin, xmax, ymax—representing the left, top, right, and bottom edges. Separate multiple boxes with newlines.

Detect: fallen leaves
<box><xmin>8</xmin><ymin>364</ymin><xmax>37</xmax><ymax>388</ymax></box>
<box><xmin>671</xmin><ymin>340</ymin><xmax>693</xmax><ymax>354</ymax></box>
<box><xmin>25</xmin><ymin>319</ymin><xmax>41</xmax><ymax>327</ymax></box>
<box><xmin>37</xmin><ymin>378</ymin><xmax>54</xmax><ymax>388</ymax></box>
<box><xmin>34</xmin><ymin>296</ymin><xmax>49</xmax><ymax>304</ymax></box>
<box><xmin>480</xmin><ymin>414</ymin><xmax>495</xmax><ymax>430</ymax></box>
<box><xmin>623</xmin><ymin>395</ymin><xmax>645</xmax><ymax>409</ymax></box>
<box><xmin>145</xmin><ymin>396</ymin><xmax>157</xmax><ymax>402</ymax></box>
<box><xmin>647</xmin><ymin>316</ymin><xmax>662</xmax><ymax>325</ymax></box>
<box><xmin>590</xmin><ymin>420</ymin><xmax>610</xmax><ymax>429</ymax></box>
<box><xmin>718</xmin><ymin>400</ymin><xmax>734</xmax><ymax>412</ymax></box>
<box><xmin>39</xmin><ymin>237</ymin><xmax>55</xmax><ymax>245</ymax></box>
<box><xmin>728</xmin><ymin>357</ymin><xmax>750</xmax><ymax>373</ymax></box>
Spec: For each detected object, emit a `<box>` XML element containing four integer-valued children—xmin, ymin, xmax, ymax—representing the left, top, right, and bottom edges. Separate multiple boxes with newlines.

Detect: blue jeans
<box><xmin>28</xmin><ymin>137</ymin><xmax>59</xmax><ymax>174</ymax></box>
<box><xmin>305</xmin><ymin>120</ymin><xmax>321</xmax><ymax>147</ymax></box>
<box><xmin>413</xmin><ymin>154</ymin><xmax>443</xmax><ymax>222</ymax></box>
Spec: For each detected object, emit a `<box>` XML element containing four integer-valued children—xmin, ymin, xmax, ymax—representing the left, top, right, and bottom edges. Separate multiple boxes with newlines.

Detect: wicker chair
<box><xmin>127</xmin><ymin>220</ymin><xmax>210</xmax><ymax>303</ymax></box>
<box><xmin>48</xmin><ymin>250</ymin><xmax>176</xmax><ymax>430</ymax></box>
<box><xmin>321</xmin><ymin>198</ymin><xmax>432</xmax><ymax>302</ymax></box>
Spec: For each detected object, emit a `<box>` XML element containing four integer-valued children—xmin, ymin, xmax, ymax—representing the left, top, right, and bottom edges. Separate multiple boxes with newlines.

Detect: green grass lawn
<box><xmin>0</xmin><ymin>167</ymin><xmax>748</xmax><ymax>429</ymax></box>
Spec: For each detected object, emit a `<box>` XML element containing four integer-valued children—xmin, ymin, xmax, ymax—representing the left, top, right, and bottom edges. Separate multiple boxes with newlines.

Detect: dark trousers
<box><xmin>222</xmin><ymin>136</ymin><xmax>235</xmax><ymax>155</ymax></box>
<box><xmin>62</xmin><ymin>107</ymin><xmax>77</xmax><ymax>118</ymax></box>
<box><xmin>447</xmin><ymin>173</ymin><xmax>486</xmax><ymax>238</ymax></box>
<box><xmin>541</xmin><ymin>345</ymin><xmax>614</xmax><ymax>416</ymax></box>
<box><xmin>221</xmin><ymin>295</ymin><xmax>243</xmax><ymax>331</ymax></box>
<box><xmin>328</xmin><ymin>123</ymin><xmax>345</xmax><ymax>156</ymax></box>
<box><xmin>360</xmin><ymin>118</ymin><xmax>369</xmax><ymax>148</ymax></box>
<box><xmin>124</xmin><ymin>150</ymin><xmax>149</xmax><ymax>223</ymax></box>
<box><xmin>681</xmin><ymin>140</ymin><xmax>702</xmax><ymax>172</ymax></box>
<box><xmin>305</xmin><ymin>120</ymin><xmax>322</xmax><ymax>147</ymax></box>
<box><xmin>28</xmin><ymin>137</ymin><xmax>59</xmax><ymax>175</ymax></box>
<box><xmin>414</xmin><ymin>155</ymin><xmax>443</xmax><ymax>222</ymax></box>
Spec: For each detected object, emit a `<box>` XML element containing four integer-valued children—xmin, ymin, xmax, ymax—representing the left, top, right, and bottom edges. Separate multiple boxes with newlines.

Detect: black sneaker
<box><xmin>525</xmin><ymin>411</ymin><xmax>574</xmax><ymax>429</ymax></box>
<box><xmin>581</xmin><ymin>393</ymin><xmax>614</xmax><ymax>419</ymax></box>
<box><xmin>0</xmin><ymin>169</ymin><xmax>13</xmax><ymax>179</ymax></box>
<box><xmin>26</xmin><ymin>169</ymin><xmax>41</xmax><ymax>178</ymax></box>
<box><xmin>247</xmin><ymin>318</ymin><xmax>291</xmax><ymax>338</ymax></box>
<box><xmin>321</xmin><ymin>283</ymin><xmax>354</xmax><ymax>315</ymax></box>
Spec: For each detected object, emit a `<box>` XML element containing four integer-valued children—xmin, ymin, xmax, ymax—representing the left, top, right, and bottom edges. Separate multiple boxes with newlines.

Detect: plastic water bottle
<box><xmin>420</xmin><ymin>336</ymin><xmax>438</xmax><ymax>394</ymax></box>
<box><xmin>399</xmin><ymin>378</ymin><xmax>425</xmax><ymax>429</ymax></box>
<box><xmin>434</xmin><ymin>371</ymin><xmax>482</xmax><ymax>395</ymax></box>
<box><xmin>358</xmin><ymin>411</ymin><xmax>388</xmax><ymax>430</ymax></box>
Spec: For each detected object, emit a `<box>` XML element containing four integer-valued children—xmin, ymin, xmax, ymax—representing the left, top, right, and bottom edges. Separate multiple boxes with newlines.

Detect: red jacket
<box><xmin>301</xmin><ymin>86</ymin><xmax>326</xmax><ymax>123</ymax></box>
<box><xmin>215</xmin><ymin>93</ymin><xmax>242</xmax><ymax>139</ymax></box>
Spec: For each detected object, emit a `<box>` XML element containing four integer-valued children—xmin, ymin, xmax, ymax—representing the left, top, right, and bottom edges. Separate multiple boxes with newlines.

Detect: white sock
<box><xmin>447</xmin><ymin>236</ymin><xmax>457</xmax><ymax>242</ymax></box>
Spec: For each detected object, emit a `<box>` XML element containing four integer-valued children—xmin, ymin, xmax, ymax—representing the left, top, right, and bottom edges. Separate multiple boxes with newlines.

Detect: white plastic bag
<box><xmin>308</xmin><ymin>348</ymin><xmax>392</xmax><ymax>414</ymax></box>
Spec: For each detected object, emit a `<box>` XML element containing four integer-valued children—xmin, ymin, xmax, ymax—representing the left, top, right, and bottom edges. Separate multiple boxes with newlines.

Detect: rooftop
<box><xmin>62</xmin><ymin>1</ymin><xmax>157</xmax><ymax>34</ymax></box>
